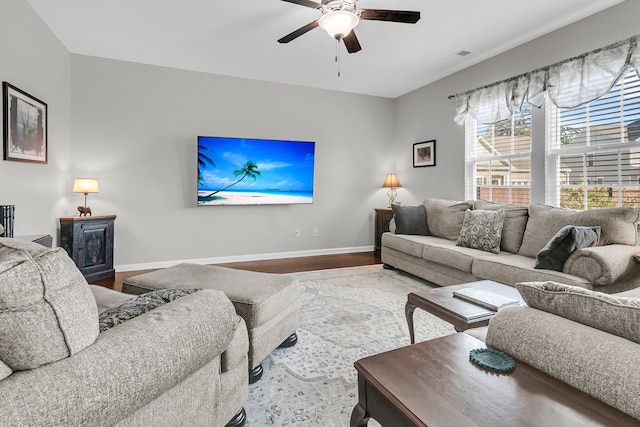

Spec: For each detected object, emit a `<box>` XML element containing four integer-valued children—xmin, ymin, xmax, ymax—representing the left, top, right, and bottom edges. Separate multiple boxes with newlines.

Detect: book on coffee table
<box><xmin>456</xmin><ymin>308</ymin><xmax>495</xmax><ymax>322</ymax></box>
<box><xmin>453</xmin><ymin>287</ymin><xmax>521</xmax><ymax>312</ymax></box>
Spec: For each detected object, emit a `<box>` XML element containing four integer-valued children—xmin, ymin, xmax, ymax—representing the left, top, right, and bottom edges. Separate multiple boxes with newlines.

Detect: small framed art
<box><xmin>413</xmin><ymin>140</ymin><xmax>435</xmax><ymax>168</ymax></box>
<box><xmin>3</xmin><ymin>82</ymin><xmax>48</xmax><ymax>164</ymax></box>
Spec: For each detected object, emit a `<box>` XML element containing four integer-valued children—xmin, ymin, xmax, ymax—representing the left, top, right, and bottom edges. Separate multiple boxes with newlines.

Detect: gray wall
<box><xmin>0</xmin><ymin>0</ymin><xmax>71</xmax><ymax>238</ymax></box>
<box><xmin>70</xmin><ymin>56</ymin><xmax>396</xmax><ymax>268</ymax></box>
<box><xmin>394</xmin><ymin>0</ymin><xmax>640</xmax><ymax>206</ymax></box>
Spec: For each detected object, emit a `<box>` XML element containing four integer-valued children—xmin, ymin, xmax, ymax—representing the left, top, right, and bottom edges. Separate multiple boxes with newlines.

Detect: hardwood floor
<box><xmin>93</xmin><ymin>251</ymin><xmax>382</xmax><ymax>291</ymax></box>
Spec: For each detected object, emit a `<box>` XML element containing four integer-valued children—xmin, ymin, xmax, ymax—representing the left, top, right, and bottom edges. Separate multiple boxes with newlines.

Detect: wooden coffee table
<box><xmin>350</xmin><ymin>333</ymin><xmax>637</xmax><ymax>427</ymax></box>
<box><xmin>405</xmin><ymin>280</ymin><xmax>523</xmax><ymax>342</ymax></box>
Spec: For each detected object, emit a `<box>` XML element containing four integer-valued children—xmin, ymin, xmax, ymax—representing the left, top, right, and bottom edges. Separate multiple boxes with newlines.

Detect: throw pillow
<box><xmin>98</xmin><ymin>288</ymin><xmax>199</xmax><ymax>332</ymax></box>
<box><xmin>423</xmin><ymin>198</ymin><xmax>474</xmax><ymax>240</ymax></box>
<box><xmin>516</xmin><ymin>281</ymin><xmax>640</xmax><ymax>345</ymax></box>
<box><xmin>391</xmin><ymin>204</ymin><xmax>429</xmax><ymax>235</ymax></box>
<box><xmin>534</xmin><ymin>225</ymin><xmax>600</xmax><ymax>271</ymax></box>
<box><xmin>455</xmin><ymin>209</ymin><xmax>505</xmax><ymax>254</ymax></box>
<box><xmin>473</xmin><ymin>200</ymin><xmax>529</xmax><ymax>253</ymax></box>
<box><xmin>0</xmin><ymin>238</ymin><xmax>99</xmax><ymax>371</ymax></box>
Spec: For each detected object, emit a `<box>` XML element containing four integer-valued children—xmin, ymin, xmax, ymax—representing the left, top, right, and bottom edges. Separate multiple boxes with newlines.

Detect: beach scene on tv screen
<box><xmin>197</xmin><ymin>136</ymin><xmax>315</xmax><ymax>206</ymax></box>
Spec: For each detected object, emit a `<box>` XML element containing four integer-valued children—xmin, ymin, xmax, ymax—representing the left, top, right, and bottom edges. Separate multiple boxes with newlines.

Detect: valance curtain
<box><xmin>452</xmin><ymin>35</ymin><xmax>640</xmax><ymax>125</ymax></box>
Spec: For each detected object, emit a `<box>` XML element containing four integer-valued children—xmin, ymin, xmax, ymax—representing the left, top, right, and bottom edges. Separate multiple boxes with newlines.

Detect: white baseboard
<box><xmin>115</xmin><ymin>245</ymin><xmax>374</xmax><ymax>272</ymax></box>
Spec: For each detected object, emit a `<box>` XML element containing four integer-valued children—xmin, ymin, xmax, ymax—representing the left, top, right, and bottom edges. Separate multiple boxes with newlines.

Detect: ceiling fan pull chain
<box><xmin>336</xmin><ymin>38</ymin><xmax>341</xmax><ymax>77</ymax></box>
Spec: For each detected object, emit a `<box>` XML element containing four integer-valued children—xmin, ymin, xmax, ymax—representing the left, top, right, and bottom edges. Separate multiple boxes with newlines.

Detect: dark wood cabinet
<box><xmin>59</xmin><ymin>215</ymin><xmax>116</xmax><ymax>282</ymax></box>
<box><xmin>374</xmin><ymin>208</ymin><xmax>393</xmax><ymax>252</ymax></box>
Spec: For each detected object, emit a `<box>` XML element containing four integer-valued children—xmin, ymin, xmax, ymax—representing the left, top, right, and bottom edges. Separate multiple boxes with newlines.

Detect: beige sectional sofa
<box><xmin>382</xmin><ymin>198</ymin><xmax>640</xmax><ymax>293</ymax></box>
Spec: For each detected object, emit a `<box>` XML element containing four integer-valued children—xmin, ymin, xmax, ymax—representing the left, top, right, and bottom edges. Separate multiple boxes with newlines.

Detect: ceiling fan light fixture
<box><xmin>318</xmin><ymin>10</ymin><xmax>359</xmax><ymax>39</ymax></box>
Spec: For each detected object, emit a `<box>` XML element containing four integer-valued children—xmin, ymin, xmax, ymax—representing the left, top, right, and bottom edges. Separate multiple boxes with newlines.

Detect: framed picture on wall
<box><xmin>413</xmin><ymin>140</ymin><xmax>435</xmax><ymax>168</ymax></box>
<box><xmin>3</xmin><ymin>82</ymin><xmax>48</xmax><ymax>164</ymax></box>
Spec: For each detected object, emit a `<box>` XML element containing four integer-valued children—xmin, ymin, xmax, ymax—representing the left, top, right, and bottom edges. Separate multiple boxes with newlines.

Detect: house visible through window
<box><xmin>465</xmin><ymin>104</ymin><xmax>532</xmax><ymax>206</ymax></box>
<box><xmin>546</xmin><ymin>68</ymin><xmax>640</xmax><ymax>209</ymax></box>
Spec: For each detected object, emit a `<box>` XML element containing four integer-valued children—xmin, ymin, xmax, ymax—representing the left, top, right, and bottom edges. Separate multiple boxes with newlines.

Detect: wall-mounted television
<box><xmin>197</xmin><ymin>136</ymin><xmax>315</xmax><ymax>206</ymax></box>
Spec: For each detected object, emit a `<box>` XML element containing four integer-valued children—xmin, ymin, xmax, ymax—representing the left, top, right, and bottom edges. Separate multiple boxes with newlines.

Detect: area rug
<box><xmin>244</xmin><ymin>265</ymin><xmax>455</xmax><ymax>426</ymax></box>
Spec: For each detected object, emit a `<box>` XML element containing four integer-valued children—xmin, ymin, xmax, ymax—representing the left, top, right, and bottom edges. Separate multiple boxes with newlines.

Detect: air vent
<box><xmin>456</xmin><ymin>50</ymin><xmax>471</xmax><ymax>57</ymax></box>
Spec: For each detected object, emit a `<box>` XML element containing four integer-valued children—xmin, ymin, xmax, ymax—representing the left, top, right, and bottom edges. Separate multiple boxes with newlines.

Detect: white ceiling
<box><xmin>27</xmin><ymin>0</ymin><xmax>624</xmax><ymax>98</ymax></box>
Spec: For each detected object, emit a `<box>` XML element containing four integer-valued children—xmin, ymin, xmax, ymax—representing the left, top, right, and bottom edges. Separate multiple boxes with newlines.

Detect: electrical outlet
<box><xmin>313</xmin><ymin>228</ymin><xmax>318</xmax><ymax>237</ymax></box>
<box><xmin>294</xmin><ymin>229</ymin><xmax>301</xmax><ymax>238</ymax></box>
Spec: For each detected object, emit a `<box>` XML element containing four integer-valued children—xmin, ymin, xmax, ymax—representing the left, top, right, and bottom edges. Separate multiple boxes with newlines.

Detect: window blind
<box><xmin>546</xmin><ymin>69</ymin><xmax>640</xmax><ymax>209</ymax></box>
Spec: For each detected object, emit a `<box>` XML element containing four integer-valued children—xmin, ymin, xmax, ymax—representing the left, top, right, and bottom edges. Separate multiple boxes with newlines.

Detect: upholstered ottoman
<box><xmin>122</xmin><ymin>263</ymin><xmax>300</xmax><ymax>383</ymax></box>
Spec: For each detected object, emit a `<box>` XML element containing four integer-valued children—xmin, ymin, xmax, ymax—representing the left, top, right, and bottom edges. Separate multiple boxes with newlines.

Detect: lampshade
<box><xmin>318</xmin><ymin>10</ymin><xmax>359</xmax><ymax>39</ymax></box>
<box><xmin>381</xmin><ymin>174</ymin><xmax>402</xmax><ymax>189</ymax></box>
<box><xmin>72</xmin><ymin>178</ymin><xmax>100</xmax><ymax>194</ymax></box>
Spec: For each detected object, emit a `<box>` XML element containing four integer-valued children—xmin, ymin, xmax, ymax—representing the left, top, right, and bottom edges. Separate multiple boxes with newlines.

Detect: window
<box><xmin>546</xmin><ymin>68</ymin><xmax>640</xmax><ymax>209</ymax></box>
<box><xmin>465</xmin><ymin>104</ymin><xmax>532</xmax><ymax>206</ymax></box>
<box><xmin>458</xmin><ymin>36</ymin><xmax>640</xmax><ymax>210</ymax></box>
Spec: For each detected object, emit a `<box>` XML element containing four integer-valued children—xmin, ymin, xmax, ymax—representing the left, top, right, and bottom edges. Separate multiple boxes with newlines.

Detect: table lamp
<box><xmin>72</xmin><ymin>178</ymin><xmax>99</xmax><ymax>215</ymax></box>
<box><xmin>382</xmin><ymin>174</ymin><xmax>402</xmax><ymax>207</ymax></box>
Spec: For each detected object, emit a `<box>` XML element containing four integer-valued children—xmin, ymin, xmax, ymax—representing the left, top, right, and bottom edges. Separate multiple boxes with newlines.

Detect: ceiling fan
<box><xmin>277</xmin><ymin>0</ymin><xmax>420</xmax><ymax>53</ymax></box>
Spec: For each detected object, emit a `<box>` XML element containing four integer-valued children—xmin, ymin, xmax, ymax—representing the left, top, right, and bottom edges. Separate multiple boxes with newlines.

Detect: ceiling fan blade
<box><xmin>280</xmin><ymin>0</ymin><xmax>322</xmax><ymax>9</ymax></box>
<box><xmin>343</xmin><ymin>31</ymin><xmax>362</xmax><ymax>54</ymax></box>
<box><xmin>278</xmin><ymin>20</ymin><xmax>319</xmax><ymax>43</ymax></box>
<box><xmin>359</xmin><ymin>9</ymin><xmax>421</xmax><ymax>24</ymax></box>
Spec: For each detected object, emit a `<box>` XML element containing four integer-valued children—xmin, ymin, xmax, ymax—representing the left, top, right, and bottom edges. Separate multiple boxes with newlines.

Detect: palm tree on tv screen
<box><xmin>204</xmin><ymin>161</ymin><xmax>261</xmax><ymax>196</ymax></box>
<box><xmin>198</xmin><ymin>144</ymin><xmax>215</xmax><ymax>185</ymax></box>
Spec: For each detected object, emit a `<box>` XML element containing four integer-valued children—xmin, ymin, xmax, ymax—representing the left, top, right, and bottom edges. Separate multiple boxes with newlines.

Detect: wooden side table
<box><xmin>59</xmin><ymin>215</ymin><xmax>116</xmax><ymax>282</ymax></box>
<box><xmin>374</xmin><ymin>208</ymin><xmax>393</xmax><ymax>252</ymax></box>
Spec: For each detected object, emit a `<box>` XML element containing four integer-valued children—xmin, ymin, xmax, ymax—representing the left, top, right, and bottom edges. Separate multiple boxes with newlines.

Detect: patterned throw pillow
<box><xmin>456</xmin><ymin>209</ymin><xmax>505</xmax><ymax>253</ymax></box>
<box><xmin>98</xmin><ymin>288</ymin><xmax>198</xmax><ymax>332</ymax></box>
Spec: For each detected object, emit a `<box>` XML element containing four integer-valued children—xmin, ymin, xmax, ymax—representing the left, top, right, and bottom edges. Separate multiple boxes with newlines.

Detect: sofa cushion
<box><xmin>473</xmin><ymin>200</ymin><xmax>529</xmax><ymax>253</ymax></box>
<box><xmin>423</xmin><ymin>198</ymin><xmax>474</xmax><ymax>240</ymax></box>
<box><xmin>519</xmin><ymin>204</ymin><xmax>640</xmax><ymax>258</ymax></box>
<box><xmin>98</xmin><ymin>288</ymin><xmax>199</xmax><ymax>332</ymax></box>
<box><xmin>0</xmin><ymin>238</ymin><xmax>99</xmax><ymax>371</ymax></box>
<box><xmin>422</xmin><ymin>237</ymin><xmax>485</xmax><ymax>273</ymax></box>
<box><xmin>391</xmin><ymin>204</ymin><xmax>429</xmax><ymax>235</ymax></box>
<box><xmin>515</xmin><ymin>281</ymin><xmax>640</xmax><ymax>345</ymax></box>
<box><xmin>472</xmin><ymin>252</ymin><xmax>591</xmax><ymax>288</ymax></box>
<box><xmin>383</xmin><ymin>233</ymin><xmax>434</xmax><ymax>259</ymax></box>
<box><xmin>382</xmin><ymin>245</ymin><xmax>478</xmax><ymax>285</ymax></box>
<box><xmin>456</xmin><ymin>209</ymin><xmax>504</xmax><ymax>254</ymax></box>
<box><xmin>534</xmin><ymin>225</ymin><xmax>601</xmax><ymax>271</ymax></box>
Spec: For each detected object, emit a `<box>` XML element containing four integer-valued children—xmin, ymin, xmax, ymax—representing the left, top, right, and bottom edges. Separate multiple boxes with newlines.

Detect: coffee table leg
<box><xmin>351</xmin><ymin>375</ymin><xmax>371</xmax><ymax>426</ymax></box>
<box><xmin>350</xmin><ymin>403</ymin><xmax>370</xmax><ymax>427</ymax></box>
<box><xmin>405</xmin><ymin>301</ymin><xmax>417</xmax><ymax>344</ymax></box>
